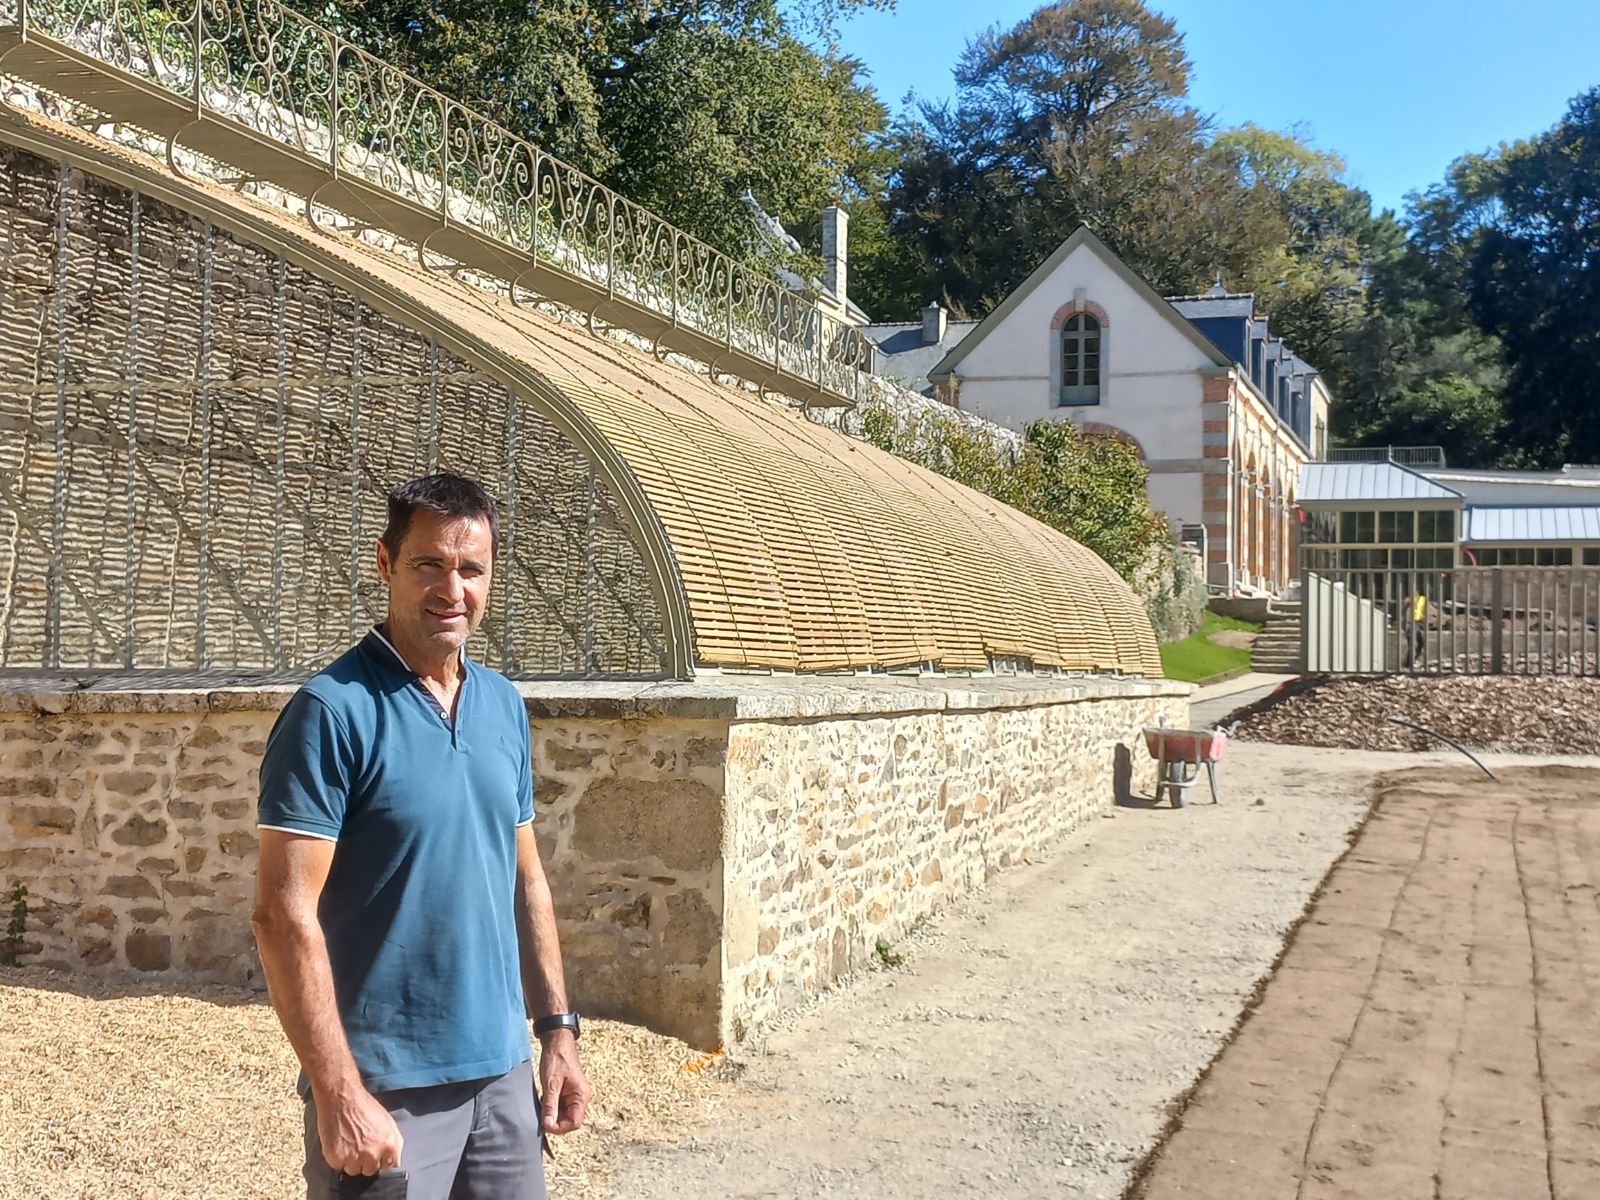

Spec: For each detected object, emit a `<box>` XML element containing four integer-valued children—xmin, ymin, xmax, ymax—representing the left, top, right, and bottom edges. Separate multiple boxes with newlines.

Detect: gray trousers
<box><xmin>303</xmin><ymin>1061</ymin><xmax>549</xmax><ymax>1200</ymax></box>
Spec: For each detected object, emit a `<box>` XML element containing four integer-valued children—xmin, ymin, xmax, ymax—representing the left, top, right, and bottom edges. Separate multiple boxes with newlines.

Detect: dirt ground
<box><xmin>1134</xmin><ymin>763</ymin><xmax>1600</xmax><ymax>1200</ymax></box>
<box><xmin>8</xmin><ymin>747</ymin><xmax>1594</xmax><ymax>1200</ymax></box>
<box><xmin>602</xmin><ymin>743</ymin><xmax>1384</xmax><ymax>1200</ymax></box>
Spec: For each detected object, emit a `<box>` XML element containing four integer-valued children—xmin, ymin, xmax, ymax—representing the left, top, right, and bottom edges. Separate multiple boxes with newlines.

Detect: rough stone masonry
<box><xmin>0</xmin><ymin>676</ymin><xmax>1185</xmax><ymax>1047</ymax></box>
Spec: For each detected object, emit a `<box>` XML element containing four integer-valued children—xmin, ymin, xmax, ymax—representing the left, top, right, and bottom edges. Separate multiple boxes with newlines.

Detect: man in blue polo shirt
<box><xmin>253</xmin><ymin>473</ymin><xmax>589</xmax><ymax>1199</ymax></box>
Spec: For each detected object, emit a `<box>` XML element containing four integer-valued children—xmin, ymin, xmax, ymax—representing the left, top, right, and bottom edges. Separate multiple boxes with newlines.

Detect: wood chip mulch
<box><xmin>1226</xmin><ymin>674</ymin><xmax>1600</xmax><ymax>756</ymax></box>
<box><xmin>0</xmin><ymin>966</ymin><xmax>732</xmax><ymax>1200</ymax></box>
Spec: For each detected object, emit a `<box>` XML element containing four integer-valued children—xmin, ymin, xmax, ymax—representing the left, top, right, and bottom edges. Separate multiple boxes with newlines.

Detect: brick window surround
<box><xmin>1050</xmin><ymin>299</ymin><xmax>1110</xmax><ymax>407</ymax></box>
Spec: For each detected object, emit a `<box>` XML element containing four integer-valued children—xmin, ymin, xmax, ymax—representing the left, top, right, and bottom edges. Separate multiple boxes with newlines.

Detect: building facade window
<box><xmin>1300</xmin><ymin>505</ymin><xmax>1462</xmax><ymax>573</ymax></box>
<box><xmin>1313</xmin><ymin>508</ymin><xmax>1457</xmax><ymax>547</ymax></box>
<box><xmin>1473</xmin><ymin>546</ymin><xmax>1576</xmax><ymax>567</ymax></box>
<box><xmin>1059</xmin><ymin>313</ymin><xmax>1102</xmax><ymax>405</ymax></box>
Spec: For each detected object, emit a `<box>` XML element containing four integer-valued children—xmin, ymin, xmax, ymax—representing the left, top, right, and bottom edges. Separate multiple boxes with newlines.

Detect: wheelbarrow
<box><xmin>1142</xmin><ymin>724</ymin><xmax>1228</xmax><ymax>807</ymax></box>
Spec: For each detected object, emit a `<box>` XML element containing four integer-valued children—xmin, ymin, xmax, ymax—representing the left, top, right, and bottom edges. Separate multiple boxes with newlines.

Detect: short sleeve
<box><xmin>258</xmin><ymin>691</ymin><xmax>354</xmax><ymax>840</ymax></box>
<box><xmin>515</xmin><ymin>712</ymin><xmax>535</xmax><ymax>827</ymax></box>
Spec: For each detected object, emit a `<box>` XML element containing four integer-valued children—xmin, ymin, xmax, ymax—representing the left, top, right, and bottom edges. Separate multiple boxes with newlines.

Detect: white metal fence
<box><xmin>1302</xmin><ymin>566</ymin><xmax>1600</xmax><ymax>676</ymax></box>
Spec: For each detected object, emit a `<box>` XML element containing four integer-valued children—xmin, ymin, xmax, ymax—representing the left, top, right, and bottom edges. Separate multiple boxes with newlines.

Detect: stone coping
<box><xmin>0</xmin><ymin>673</ymin><xmax>1188</xmax><ymax>720</ymax></box>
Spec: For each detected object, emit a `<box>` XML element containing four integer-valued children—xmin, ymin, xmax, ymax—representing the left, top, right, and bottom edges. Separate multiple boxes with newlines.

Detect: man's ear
<box><xmin>375</xmin><ymin>538</ymin><xmax>393</xmax><ymax>584</ymax></box>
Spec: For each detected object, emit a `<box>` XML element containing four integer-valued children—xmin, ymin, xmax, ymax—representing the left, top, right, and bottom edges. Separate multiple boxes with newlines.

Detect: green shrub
<box><xmin>856</xmin><ymin>405</ymin><xmax>1169</xmax><ymax>586</ymax></box>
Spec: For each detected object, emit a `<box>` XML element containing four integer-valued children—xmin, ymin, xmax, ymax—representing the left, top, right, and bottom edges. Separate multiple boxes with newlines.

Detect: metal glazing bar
<box><xmin>273</xmin><ymin>253</ymin><xmax>287</xmax><ymax>670</ymax></box>
<box><xmin>350</xmin><ymin>300</ymin><xmax>363</xmax><ymax>639</ymax></box>
<box><xmin>583</xmin><ymin>462</ymin><xmax>597</xmax><ymax>675</ymax></box>
<box><xmin>48</xmin><ymin>160</ymin><xmax>69</xmax><ymax>670</ymax></box>
<box><xmin>196</xmin><ymin>221</ymin><xmax>213</xmax><ymax>667</ymax></box>
<box><xmin>426</xmin><ymin>342</ymin><xmax>439</xmax><ymax>472</ymax></box>
<box><xmin>501</xmin><ymin>388</ymin><xmax>517</xmax><ymax>668</ymax></box>
<box><xmin>124</xmin><ymin>189</ymin><xmax>140</xmax><ymax>669</ymax></box>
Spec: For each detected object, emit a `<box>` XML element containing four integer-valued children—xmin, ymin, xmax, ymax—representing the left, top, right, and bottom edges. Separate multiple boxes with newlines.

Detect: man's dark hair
<box><xmin>381</xmin><ymin>473</ymin><xmax>500</xmax><ymax>563</ymax></box>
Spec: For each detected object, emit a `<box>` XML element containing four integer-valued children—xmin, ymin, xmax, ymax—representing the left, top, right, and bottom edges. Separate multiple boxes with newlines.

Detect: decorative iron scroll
<box><xmin>3</xmin><ymin>0</ymin><xmax>872</xmax><ymax>404</ymax></box>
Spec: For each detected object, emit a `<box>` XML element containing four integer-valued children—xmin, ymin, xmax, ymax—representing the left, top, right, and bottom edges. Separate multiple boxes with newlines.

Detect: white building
<box><xmin>864</xmin><ymin>226</ymin><xmax>1332</xmax><ymax>595</ymax></box>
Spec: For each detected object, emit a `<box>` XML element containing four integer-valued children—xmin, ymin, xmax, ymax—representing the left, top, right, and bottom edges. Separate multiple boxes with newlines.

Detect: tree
<box><xmin>293</xmin><ymin>0</ymin><xmax>891</xmax><ymax>261</ymax></box>
<box><xmin>865</xmin><ymin>0</ymin><xmax>1249</xmax><ymax>317</ymax></box>
<box><xmin>861</xmin><ymin>2</ymin><xmax>1351</xmax><ymax>321</ymax></box>
<box><xmin>1467</xmin><ymin>88</ymin><xmax>1600</xmax><ymax>463</ymax></box>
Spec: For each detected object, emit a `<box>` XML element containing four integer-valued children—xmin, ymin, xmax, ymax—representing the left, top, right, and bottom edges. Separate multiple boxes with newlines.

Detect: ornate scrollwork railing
<box><xmin>2</xmin><ymin>0</ymin><xmax>872</xmax><ymax>404</ymax></box>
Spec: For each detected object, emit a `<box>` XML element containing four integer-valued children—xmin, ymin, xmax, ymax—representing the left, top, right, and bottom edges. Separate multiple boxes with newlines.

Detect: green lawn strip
<box><xmin>1159</xmin><ymin>611</ymin><xmax>1264</xmax><ymax>683</ymax></box>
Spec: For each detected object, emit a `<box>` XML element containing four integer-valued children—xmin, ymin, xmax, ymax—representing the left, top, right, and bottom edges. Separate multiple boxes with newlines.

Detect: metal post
<box><xmin>1587</xmin><ymin>567</ymin><xmax>1594</xmax><ymax>676</ymax></box>
<box><xmin>816</xmin><ymin>310</ymin><xmax>825</xmax><ymax>386</ymax></box>
<box><xmin>124</xmin><ymin>190</ymin><xmax>141</xmax><ymax>669</ymax></box>
<box><xmin>501</xmin><ymin>389</ymin><xmax>517</xmax><ymax>669</ymax></box>
<box><xmin>272</xmin><ymin>253</ymin><xmax>287</xmax><ymax>670</ymax></box>
<box><xmin>192</xmin><ymin>0</ymin><xmax>203</xmax><ymax>115</ymax></box>
<box><xmin>1491</xmin><ymin>569</ymin><xmax>1505</xmax><ymax>674</ymax></box>
<box><xmin>196</xmin><ymin>221</ymin><xmax>213</xmax><ymax>668</ymax></box>
<box><xmin>1299</xmin><ymin>565</ymin><xmax>1309</xmax><ymax>671</ymax></box>
<box><xmin>328</xmin><ymin>30</ymin><xmax>340</xmax><ymax>174</ymax></box>
<box><xmin>426</xmin><ymin>341</ymin><xmax>439</xmax><ymax>472</ymax></box>
<box><xmin>349</xmin><ymin>300</ymin><xmax>363</xmax><ymax>639</ymax></box>
<box><xmin>47</xmin><ymin>161</ymin><xmax>69</xmax><ymax>670</ymax></box>
<box><xmin>583</xmin><ymin>463</ymin><xmax>597</xmax><ymax>675</ymax></box>
<box><xmin>530</xmin><ymin>150</ymin><xmax>540</xmax><ymax>265</ymax></box>
<box><xmin>606</xmin><ymin>194</ymin><xmax>615</xmax><ymax>298</ymax></box>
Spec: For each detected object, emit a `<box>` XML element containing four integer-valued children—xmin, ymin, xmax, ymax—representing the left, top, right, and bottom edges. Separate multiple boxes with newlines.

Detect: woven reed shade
<box><xmin>7</xmin><ymin>108</ymin><xmax>1162</xmax><ymax>678</ymax></box>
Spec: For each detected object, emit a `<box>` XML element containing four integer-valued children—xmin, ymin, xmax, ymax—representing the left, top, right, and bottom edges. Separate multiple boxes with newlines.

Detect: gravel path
<box><xmin>1134</xmin><ymin>763</ymin><xmax>1600</xmax><ymax>1199</ymax></box>
<box><xmin>603</xmin><ymin>743</ymin><xmax>1395</xmax><ymax>1200</ymax></box>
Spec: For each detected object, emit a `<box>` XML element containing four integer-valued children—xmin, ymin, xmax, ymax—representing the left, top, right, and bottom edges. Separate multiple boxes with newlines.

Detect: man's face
<box><xmin>375</xmin><ymin>509</ymin><xmax>493</xmax><ymax>659</ymax></box>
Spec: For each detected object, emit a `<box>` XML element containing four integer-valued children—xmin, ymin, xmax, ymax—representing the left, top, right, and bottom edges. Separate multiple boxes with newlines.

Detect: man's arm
<box><xmin>252</xmin><ymin>829</ymin><xmax>404</xmax><ymax>1176</ymax></box>
<box><xmin>514</xmin><ymin>823</ymin><xmax>592</xmax><ymax>1135</ymax></box>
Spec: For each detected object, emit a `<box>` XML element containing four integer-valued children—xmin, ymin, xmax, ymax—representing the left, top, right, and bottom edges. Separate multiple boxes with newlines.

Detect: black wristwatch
<box><xmin>534</xmin><ymin>1011</ymin><xmax>582</xmax><ymax>1040</ymax></box>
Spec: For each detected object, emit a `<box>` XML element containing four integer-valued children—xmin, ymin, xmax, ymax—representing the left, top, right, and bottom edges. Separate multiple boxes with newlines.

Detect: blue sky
<box><xmin>828</xmin><ymin>0</ymin><xmax>1600</xmax><ymax>217</ymax></box>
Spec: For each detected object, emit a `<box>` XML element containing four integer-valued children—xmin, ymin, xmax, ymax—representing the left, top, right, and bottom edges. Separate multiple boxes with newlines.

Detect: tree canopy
<box><xmin>296</xmin><ymin>0</ymin><xmax>891</xmax><ymax>259</ymax></box>
<box><xmin>298</xmin><ymin>0</ymin><xmax>1599</xmax><ymax>468</ymax></box>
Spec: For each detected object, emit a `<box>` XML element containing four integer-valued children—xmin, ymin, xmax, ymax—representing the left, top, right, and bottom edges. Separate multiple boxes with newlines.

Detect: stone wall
<box><xmin>0</xmin><ymin>676</ymin><xmax>1186</xmax><ymax>1049</ymax></box>
<box><xmin>715</xmin><ymin>680</ymin><xmax>1183</xmax><ymax>1041</ymax></box>
<box><xmin>0</xmin><ymin>691</ymin><xmax>278</xmax><ymax>979</ymax></box>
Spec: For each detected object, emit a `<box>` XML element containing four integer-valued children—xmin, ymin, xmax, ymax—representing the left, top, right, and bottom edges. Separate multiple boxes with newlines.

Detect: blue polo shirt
<box><xmin>258</xmin><ymin>627</ymin><xmax>534</xmax><ymax>1092</ymax></box>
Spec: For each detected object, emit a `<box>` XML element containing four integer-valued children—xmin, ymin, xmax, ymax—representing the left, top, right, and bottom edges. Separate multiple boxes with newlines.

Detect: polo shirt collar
<box><xmin>361</xmin><ymin>625</ymin><xmax>470</xmax><ymax>728</ymax></box>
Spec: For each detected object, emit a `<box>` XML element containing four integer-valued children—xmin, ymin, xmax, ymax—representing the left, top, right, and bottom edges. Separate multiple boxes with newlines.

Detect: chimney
<box><xmin>821</xmin><ymin>205</ymin><xmax>849</xmax><ymax>307</ymax></box>
<box><xmin>921</xmin><ymin>300</ymin><xmax>947</xmax><ymax>345</ymax></box>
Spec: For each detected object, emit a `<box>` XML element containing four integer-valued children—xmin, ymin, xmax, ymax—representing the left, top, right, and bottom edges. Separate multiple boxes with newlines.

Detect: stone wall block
<box><xmin>0</xmin><ymin>685</ymin><xmax>1181</xmax><ymax>1052</ymax></box>
<box><xmin>125</xmin><ymin>928</ymin><xmax>172</xmax><ymax>971</ymax></box>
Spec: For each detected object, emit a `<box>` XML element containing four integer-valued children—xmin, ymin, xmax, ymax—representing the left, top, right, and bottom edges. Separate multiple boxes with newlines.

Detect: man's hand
<box><xmin>538</xmin><ymin>1032</ymin><xmax>592</xmax><ymax>1135</ymax></box>
<box><xmin>316</xmin><ymin>1085</ymin><xmax>405</xmax><ymax>1175</ymax></box>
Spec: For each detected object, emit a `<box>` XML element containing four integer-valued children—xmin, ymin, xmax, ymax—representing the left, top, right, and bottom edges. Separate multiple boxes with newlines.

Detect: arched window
<box><xmin>1060</xmin><ymin>313</ymin><xmax>1102</xmax><ymax>405</ymax></box>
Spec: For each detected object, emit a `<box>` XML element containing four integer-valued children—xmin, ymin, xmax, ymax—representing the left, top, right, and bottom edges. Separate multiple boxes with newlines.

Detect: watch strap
<box><xmin>534</xmin><ymin>1011</ymin><xmax>581</xmax><ymax>1039</ymax></box>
